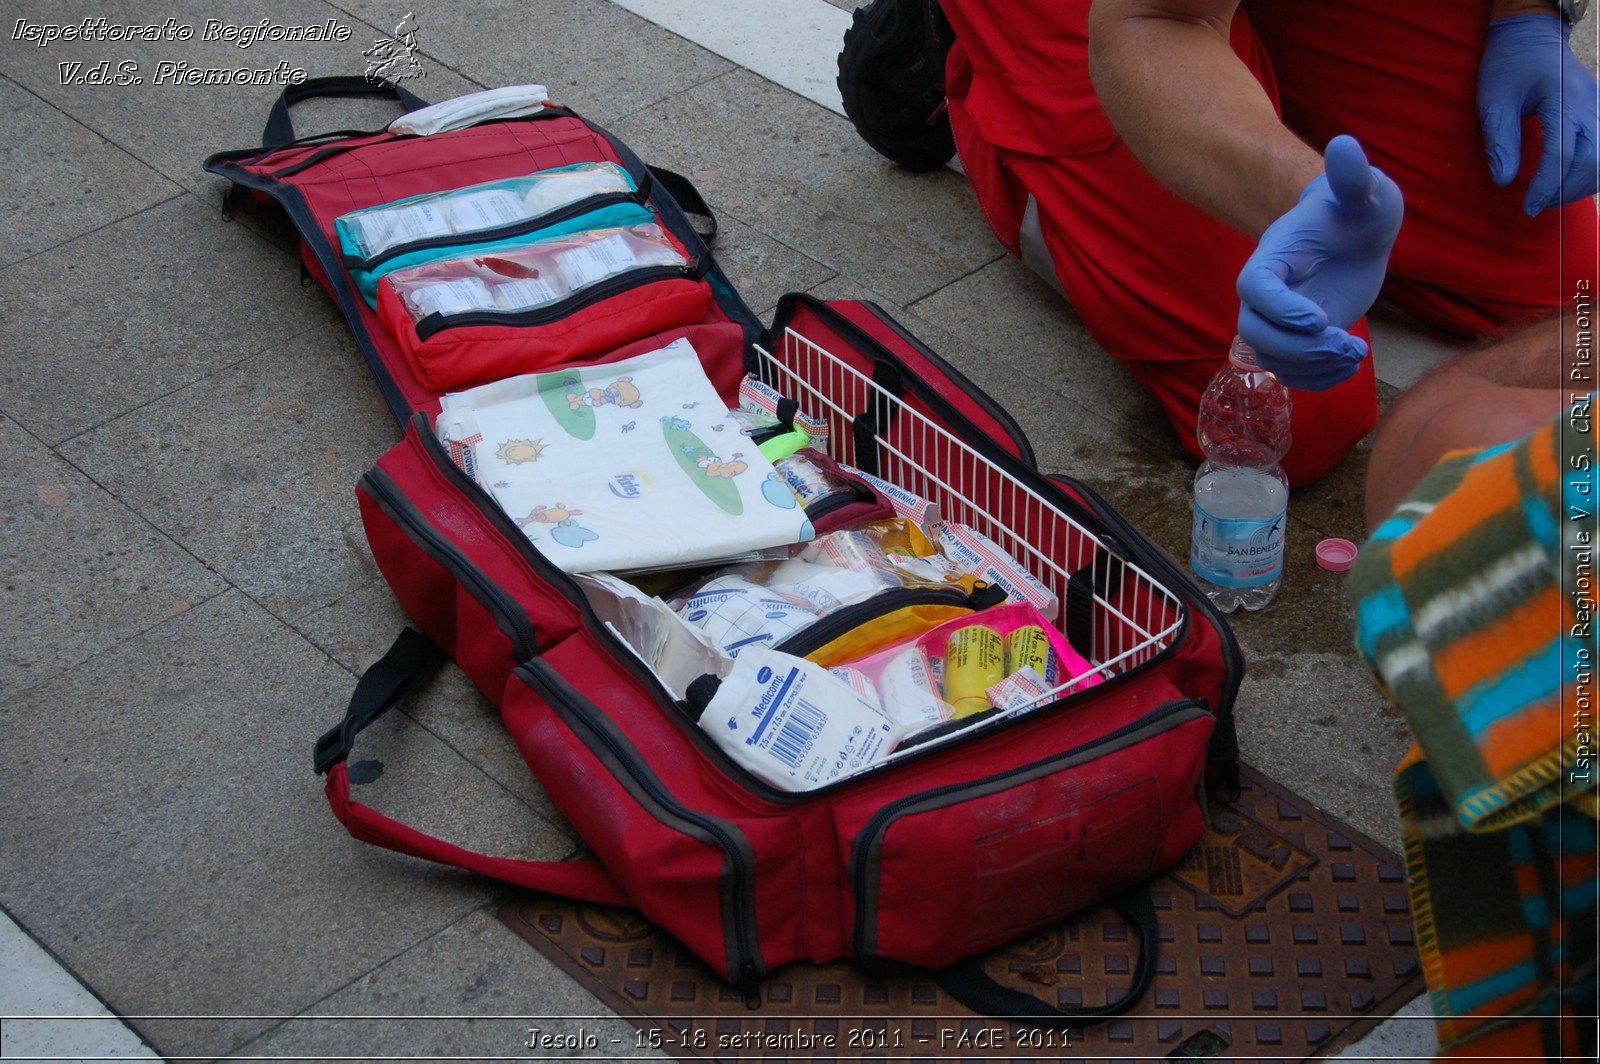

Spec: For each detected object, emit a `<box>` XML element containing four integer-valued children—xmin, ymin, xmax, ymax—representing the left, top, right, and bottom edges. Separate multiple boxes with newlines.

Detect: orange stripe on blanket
<box><xmin>1527</xmin><ymin>422</ymin><xmax>1559</xmax><ymax>491</ymax></box>
<box><xmin>1435</xmin><ymin>586</ymin><xmax>1567</xmax><ymax>701</ymax></box>
<box><xmin>1392</xmin><ymin>451</ymin><xmax>1517</xmax><ymax>579</ymax></box>
<box><xmin>1478</xmin><ymin>690</ymin><xmax>1567</xmax><ymax>778</ymax></box>
<box><xmin>1560</xmin><ymin>852</ymin><xmax>1598</xmax><ymax>885</ymax></box>
<box><xmin>1434</xmin><ymin>933</ymin><xmax>1536</xmax><ymax>987</ymax></box>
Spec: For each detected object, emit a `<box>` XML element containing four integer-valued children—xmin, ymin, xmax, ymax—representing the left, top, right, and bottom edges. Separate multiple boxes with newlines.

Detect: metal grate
<box><xmin>755</xmin><ymin>328</ymin><xmax>1185</xmax><ymax>723</ymax></box>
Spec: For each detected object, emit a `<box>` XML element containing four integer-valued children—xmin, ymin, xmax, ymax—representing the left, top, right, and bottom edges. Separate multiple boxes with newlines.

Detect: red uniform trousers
<box><xmin>941</xmin><ymin>0</ymin><xmax>1598</xmax><ymax>484</ymax></box>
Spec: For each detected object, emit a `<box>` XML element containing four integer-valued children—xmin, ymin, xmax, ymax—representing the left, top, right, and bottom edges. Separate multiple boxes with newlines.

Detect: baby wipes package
<box><xmin>696</xmin><ymin>647</ymin><xmax>902</xmax><ymax>791</ymax></box>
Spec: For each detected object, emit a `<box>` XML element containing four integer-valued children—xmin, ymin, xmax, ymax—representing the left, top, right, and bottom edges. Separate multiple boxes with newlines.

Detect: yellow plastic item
<box><xmin>803</xmin><ymin>604</ymin><xmax>972</xmax><ymax>670</ymax></box>
<box><xmin>943</xmin><ymin>623</ymin><xmax>1005</xmax><ymax>718</ymax></box>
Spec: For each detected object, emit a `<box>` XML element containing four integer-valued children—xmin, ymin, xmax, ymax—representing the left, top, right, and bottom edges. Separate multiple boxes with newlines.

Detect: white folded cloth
<box><xmin>390</xmin><ymin>85</ymin><xmax>549</xmax><ymax>136</ymax></box>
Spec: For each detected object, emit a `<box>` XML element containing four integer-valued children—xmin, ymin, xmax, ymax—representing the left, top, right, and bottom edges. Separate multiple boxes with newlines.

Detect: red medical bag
<box><xmin>206</xmin><ymin>77</ymin><xmax>1242</xmax><ymax>1023</ymax></box>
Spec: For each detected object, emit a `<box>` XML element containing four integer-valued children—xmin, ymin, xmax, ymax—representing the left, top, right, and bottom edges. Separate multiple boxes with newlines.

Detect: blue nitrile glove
<box><xmin>1479</xmin><ymin>14</ymin><xmax>1599</xmax><ymax>217</ymax></box>
<box><xmin>1235</xmin><ymin>136</ymin><xmax>1404</xmax><ymax>391</ymax></box>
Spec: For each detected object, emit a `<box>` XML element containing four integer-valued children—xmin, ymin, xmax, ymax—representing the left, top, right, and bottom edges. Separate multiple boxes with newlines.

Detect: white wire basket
<box><xmin>754</xmin><ymin>327</ymin><xmax>1186</xmax><ymax>714</ymax></box>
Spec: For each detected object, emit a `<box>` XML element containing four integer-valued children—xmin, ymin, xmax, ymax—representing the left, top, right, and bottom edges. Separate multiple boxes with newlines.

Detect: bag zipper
<box><xmin>773</xmin><ymin>583</ymin><xmax>1002</xmax><ymax>659</ymax></box>
<box><xmin>514</xmin><ymin>659</ymin><xmax>765</xmax><ymax>983</ymax></box>
<box><xmin>359</xmin><ymin>468</ymin><xmax>538</xmax><ymax>660</ymax></box>
<box><xmin>413</xmin><ymin>261</ymin><xmax>699</xmax><ymax>341</ymax></box>
<box><xmin>362</xmin><ymin>454</ymin><xmax>762</xmax><ymax>981</ymax></box>
<box><xmin>344</xmin><ymin>176</ymin><xmax>654</xmax><ymax>273</ymax></box>
<box><xmin>849</xmin><ymin>697</ymin><xmax>1209</xmax><ymax>963</ymax></box>
<box><xmin>799</xmin><ymin>481</ymin><xmax>875</xmax><ymax>524</ymax></box>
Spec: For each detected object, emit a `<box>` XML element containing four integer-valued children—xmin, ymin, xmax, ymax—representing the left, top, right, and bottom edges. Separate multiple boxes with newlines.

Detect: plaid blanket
<box><xmin>1351</xmin><ymin>402</ymin><xmax>1597</xmax><ymax>1059</ymax></box>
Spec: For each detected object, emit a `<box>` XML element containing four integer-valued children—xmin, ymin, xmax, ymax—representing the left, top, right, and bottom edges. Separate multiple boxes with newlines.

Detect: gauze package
<box><xmin>675</xmin><ymin>575</ymin><xmax>821</xmax><ymax>658</ymax></box>
<box><xmin>873</xmin><ymin>644</ymin><xmax>945</xmax><ymax>731</ymax></box>
<box><xmin>697</xmin><ymin>647</ymin><xmax>902</xmax><ymax>791</ymax></box>
<box><xmin>798</xmin><ymin>519</ymin><xmax>961</xmax><ymax>590</ymax></box>
<box><xmin>758</xmin><ymin>556</ymin><xmax>896</xmax><ymax>612</ymax></box>
<box><xmin>387</xmin><ymin>223</ymin><xmax>691</xmax><ymax>325</ymax></box>
<box><xmin>338</xmin><ymin>163</ymin><xmax>637</xmax><ymax>262</ymax></box>
<box><xmin>435</xmin><ymin>338</ymin><xmax>814</xmax><ymax>573</ymax></box>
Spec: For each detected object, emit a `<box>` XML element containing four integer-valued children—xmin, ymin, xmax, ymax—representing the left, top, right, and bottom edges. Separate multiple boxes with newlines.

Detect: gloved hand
<box><xmin>1479</xmin><ymin>14</ymin><xmax>1599</xmax><ymax>217</ymax></box>
<box><xmin>1235</xmin><ymin>135</ymin><xmax>1404</xmax><ymax>391</ymax></box>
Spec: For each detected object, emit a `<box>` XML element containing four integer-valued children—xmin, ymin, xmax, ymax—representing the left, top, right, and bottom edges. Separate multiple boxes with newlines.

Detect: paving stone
<box><xmin>232</xmin><ymin>907</ymin><xmax>651</xmax><ymax>1061</ymax></box>
<box><xmin>332</xmin><ymin>0</ymin><xmax>732</xmax><ymax>126</ymax></box>
<box><xmin>57</xmin><ymin>320</ymin><xmax>397</xmax><ymax>622</ymax></box>
<box><xmin>611</xmin><ymin>69</ymin><xmax>999</xmax><ymax>306</ymax></box>
<box><xmin>0</xmin><ymin>75</ymin><xmax>179</xmax><ymax>267</ymax></box>
<box><xmin>711</xmin><ymin>214</ymin><xmax>836</xmax><ymax>323</ymax></box>
<box><xmin>0</xmin><ymin>415</ymin><xmax>225</xmax><ymax>697</ymax></box>
<box><xmin>0</xmin><ymin>0</ymin><xmax>483</xmax><ymax>192</ymax></box>
<box><xmin>293</xmin><ymin>577</ymin><xmax>410</xmax><ymax>675</ymax></box>
<box><xmin>0</xmin><ymin>592</ymin><xmax>568</xmax><ymax>1058</ymax></box>
<box><xmin>1229</xmin><ymin>650</ymin><xmax>1408</xmax><ymax>851</ymax></box>
<box><xmin>0</xmin><ymin>194</ymin><xmax>333</xmax><ymax>445</ymax></box>
<box><xmin>909</xmin><ymin>255</ymin><xmax>1186</xmax><ymax>456</ymax></box>
<box><xmin>802</xmin><ymin>275</ymin><xmax>1164</xmax><ymax>492</ymax></box>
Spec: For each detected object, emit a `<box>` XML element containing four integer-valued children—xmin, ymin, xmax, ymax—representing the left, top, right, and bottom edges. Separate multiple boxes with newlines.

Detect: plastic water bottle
<box><xmin>1189</xmin><ymin>337</ymin><xmax>1291</xmax><ymax>611</ymax></box>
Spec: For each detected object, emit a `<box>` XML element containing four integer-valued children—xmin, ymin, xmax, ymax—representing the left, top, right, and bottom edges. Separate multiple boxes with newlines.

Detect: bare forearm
<box><xmin>1088</xmin><ymin>1</ymin><xmax>1323</xmax><ymax>235</ymax></box>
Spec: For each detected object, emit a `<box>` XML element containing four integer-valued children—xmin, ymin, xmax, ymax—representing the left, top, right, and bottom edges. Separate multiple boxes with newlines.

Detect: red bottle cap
<box><xmin>1316</xmin><ymin>538</ymin><xmax>1359</xmax><ymax>573</ymax></box>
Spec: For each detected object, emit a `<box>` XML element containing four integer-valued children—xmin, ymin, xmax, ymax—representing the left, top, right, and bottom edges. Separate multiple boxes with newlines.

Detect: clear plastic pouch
<box><xmin>386</xmin><ymin>222</ymin><xmax>693</xmax><ymax>326</ymax></box>
<box><xmin>338</xmin><ymin>162</ymin><xmax>636</xmax><ymax>263</ymax></box>
<box><xmin>837</xmin><ymin>602</ymin><xmax>1104</xmax><ymax>743</ymax></box>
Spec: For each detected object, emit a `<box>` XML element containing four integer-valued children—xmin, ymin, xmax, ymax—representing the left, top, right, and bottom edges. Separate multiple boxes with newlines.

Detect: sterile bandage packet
<box><xmin>697</xmin><ymin>647</ymin><xmax>902</xmax><ymax>791</ymax></box>
<box><xmin>838</xmin><ymin>463</ymin><xmax>942</xmax><ymax>536</ymax></box>
<box><xmin>737</xmin><ymin>376</ymin><xmax>830</xmax><ymax>451</ymax></box>
<box><xmin>937</xmin><ymin>521</ymin><xmax>1060</xmax><ymax>620</ymax></box>
<box><xmin>986</xmin><ymin>666</ymin><xmax>1052</xmax><ymax>714</ymax></box>
<box><xmin>874</xmin><ymin>644</ymin><xmax>946</xmax><ymax>731</ymax></box>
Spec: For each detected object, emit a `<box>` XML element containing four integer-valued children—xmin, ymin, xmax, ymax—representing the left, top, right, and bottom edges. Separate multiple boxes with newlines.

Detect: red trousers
<box><xmin>942</xmin><ymin>0</ymin><xmax>1598</xmax><ymax>484</ymax></box>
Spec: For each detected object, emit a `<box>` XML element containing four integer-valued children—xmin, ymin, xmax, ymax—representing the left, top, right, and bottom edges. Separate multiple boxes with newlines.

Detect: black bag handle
<box><xmin>264</xmin><ymin>76</ymin><xmax>429</xmax><ymax>149</ymax></box>
<box><xmin>313</xmin><ymin>626</ymin><xmax>445</xmax><ymax>774</ymax></box>
<box><xmin>648</xmin><ymin>165</ymin><xmax>718</xmax><ymax>246</ymax></box>
<box><xmin>931</xmin><ymin>886</ymin><xmax>1159</xmax><ymax>1028</ymax></box>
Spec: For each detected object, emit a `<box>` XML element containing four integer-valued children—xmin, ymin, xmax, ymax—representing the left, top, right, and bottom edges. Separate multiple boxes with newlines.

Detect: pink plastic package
<box><xmin>829</xmin><ymin>602</ymin><xmax>1104</xmax><ymax>738</ymax></box>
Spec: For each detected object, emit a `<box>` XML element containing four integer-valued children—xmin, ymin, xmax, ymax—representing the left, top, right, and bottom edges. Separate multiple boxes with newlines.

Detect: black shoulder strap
<box><xmin>931</xmin><ymin>886</ymin><xmax>1158</xmax><ymax>1028</ymax></box>
<box><xmin>648</xmin><ymin>166</ymin><xmax>717</xmax><ymax>246</ymax></box>
<box><xmin>264</xmin><ymin>75</ymin><xmax>429</xmax><ymax>149</ymax></box>
<box><xmin>313</xmin><ymin>627</ymin><xmax>445</xmax><ymax>774</ymax></box>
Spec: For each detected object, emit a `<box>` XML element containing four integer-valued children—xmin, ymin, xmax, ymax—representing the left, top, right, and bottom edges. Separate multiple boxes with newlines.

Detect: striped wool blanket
<box><xmin>1351</xmin><ymin>402</ymin><xmax>1596</xmax><ymax>1059</ymax></box>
